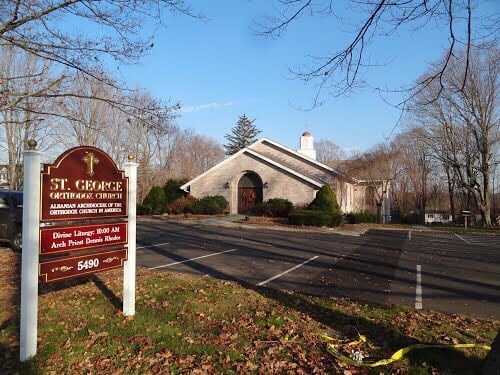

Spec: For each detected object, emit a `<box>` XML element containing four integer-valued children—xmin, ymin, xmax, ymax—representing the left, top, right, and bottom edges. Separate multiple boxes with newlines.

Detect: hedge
<box><xmin>255</xmin><ymin>198</ymin><xmax>293</xmax><ymax>217</ymax></box>
<box><xmin>345</xmin><ymin>211</ymin><xmax>377</xmax><ymax>224</ymax></box>
<box><xmin>137</xmin><ymin>204</ymin><xmax>153</xmax><ymax>215</ymax></box>
<box><xmin>289</xmin><ymin>210</ymin><xmax>343</xmax><ymax>227</ymax></box>
<box><xmin>186</xmin><ymin>195</ymin><xmax>229</xmax><ymax>215</ymax></box>
<box><xmin>167</xmin><ymin>195</ymin><xmax>197</xmax><ymax>214</ymax></box>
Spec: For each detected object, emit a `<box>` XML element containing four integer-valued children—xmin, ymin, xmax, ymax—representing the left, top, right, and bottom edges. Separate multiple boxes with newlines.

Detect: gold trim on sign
<box><xmin>51</xmin><ymin>266</ymin><xmax>74</xmax><ymax>273</ymax></box>
<box><xmin>40</xmin><ymin>146</ymin><xmax>128</xmax><ymax>222</ymax></box>
<box><xmin>39</xmin><ymin>249</ymin><xmax>127</xmax><ymax>282</ymax></box>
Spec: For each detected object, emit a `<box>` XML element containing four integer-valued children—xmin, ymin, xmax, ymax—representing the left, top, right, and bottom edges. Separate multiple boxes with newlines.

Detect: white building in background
<box><xmin>424</xmin><ymin>212</ymin><xmax>453</xmax><ymax>224</ymax></box>
<box><xmin>0</xmin><ymin>165</ymin><xmax>9</xmax><ymax>189</ymax></box>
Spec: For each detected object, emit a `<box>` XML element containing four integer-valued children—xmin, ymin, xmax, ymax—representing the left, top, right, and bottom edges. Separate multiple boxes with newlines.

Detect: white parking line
<box><xmin>137</xmin><ymin>242</ymin><xmax>170</xmax><ymax>249</ymax></box>
<box><xmin>148</xmin><ymin>248</ymin><xmax>237</xmax><ymax>270</ymax></box>
<box><xmin>415</xmin><ymin>264</ymin><xmax>422</xmax><ymax>310</ymax></box>
<box><xmin>257</xmin><ymin>256</ymin><xmax>319</xmax><ymax>287</ymax></box>
<box><xmin>454</xmin><ymin>233</ymin><xmax>471</xmax><ymax>244</ymax></box>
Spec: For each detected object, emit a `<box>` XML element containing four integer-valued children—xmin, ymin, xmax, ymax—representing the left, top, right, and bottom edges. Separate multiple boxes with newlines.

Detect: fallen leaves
<box><xmin>0</xmin><ymin>250</ymin><xmax>497</xmax><ymax>374</ymax></box>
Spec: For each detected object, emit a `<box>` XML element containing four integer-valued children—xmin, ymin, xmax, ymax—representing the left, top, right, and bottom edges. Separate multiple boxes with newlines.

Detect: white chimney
<box><xmin>297</xmin><ymin>131</ymin><xmax>316</xmax><ymax>160</ymax></box>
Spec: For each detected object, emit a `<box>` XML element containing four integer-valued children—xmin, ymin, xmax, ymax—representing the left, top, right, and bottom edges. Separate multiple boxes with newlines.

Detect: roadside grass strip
<box><xmin>148</xmin><ymin>248</ymin><xmax>237</xmax><ymax>270</ymax></box>
<box><xmin>257</xmin><ymin>256</ymin><xmax>319</xmax><ymax>286</ymax></box>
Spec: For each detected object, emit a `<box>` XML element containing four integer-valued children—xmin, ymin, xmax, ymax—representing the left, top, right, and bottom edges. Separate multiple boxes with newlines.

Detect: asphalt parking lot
<box><xmin>136</xmin><ymin>220</ymin><xmax>500</xmax><ymax>320</ymax></box>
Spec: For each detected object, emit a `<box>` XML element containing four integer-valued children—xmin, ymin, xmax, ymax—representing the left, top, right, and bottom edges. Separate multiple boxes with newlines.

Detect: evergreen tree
<box><xmin>308</xmin><ymin>185</ymin><xmax>341</xmax><ymax>214</ymax></box>
<box><xmin>224</xmin><ymin>114</ymin><xmax>261</xmax><ymax>155</ymax></box>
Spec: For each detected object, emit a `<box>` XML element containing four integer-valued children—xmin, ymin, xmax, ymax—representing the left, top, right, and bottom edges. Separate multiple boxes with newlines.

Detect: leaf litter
<box><xmin>0</xmin><ymin>250</ymin><xmax>497</xmax><ymax>374</ymax></box>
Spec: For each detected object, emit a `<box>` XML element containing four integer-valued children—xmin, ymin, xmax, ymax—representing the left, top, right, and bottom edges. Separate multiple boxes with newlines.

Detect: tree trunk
<box><xmin>472</xmin><ymin>190</ymin><xmax>492</xmax><ymax>227</ymax></box>
<box><xmin>444</xmin><ymin>163</ymin><xmax>456</xmax><ymax>222</ymax></box>
<box><xmin>376</xmin><ymin>203</ymin><xmax>382</xmax><ymax>224</ymax></box>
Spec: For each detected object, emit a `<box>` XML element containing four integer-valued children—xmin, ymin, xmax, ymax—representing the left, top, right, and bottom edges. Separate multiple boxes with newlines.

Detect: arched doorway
<box><xmin>238</xmin><ymin>172</ymin><xmax>263</xmax><ymax>213</ymax></box>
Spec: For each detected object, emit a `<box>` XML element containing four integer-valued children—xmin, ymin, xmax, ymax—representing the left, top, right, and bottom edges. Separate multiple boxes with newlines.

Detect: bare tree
<box><xmin>0</xmin><ymin>0</ymin><xmax>195</xmax><ymax>120</ymax></box>
<box><xmin>0</xmin><ymin>44</ymin><xmax>54</xmax><ymax>188</ymax></box>
<box><xmin>315</xmin><ymin>139</ymin><xmax>345</xmax><ymax>164</ymax></box>
<box><xmin>55</xmin><ymin>71</ymin><xmax>118</xmax><ymax>147</ymax></box>
<box><xmin>174</xmin><ymin>132</ymin><xmax>225</xmax><ymax>178</ymax></box>
<box><xmin>257</xmin><ymin>0</ymin><xmax>498</xmax><ymax>105</ymax></box>
<box><xmin>409</xmin><ymin>47</ymin><xmax>499</xmax><ymax>226</ymax></box>
<box><xmin>392</xmin><ymin>127</ymin><xmax>432</xmax><ymax>223</ymax></box>
<box><xmin>338</xmin><ymin>144</ymin><xmax>394</xmax><ymax>222</ymax></box>
<box><xmin>120</xmin><ymin>92</ymin><xmax>179</xmax><ymax>202</ymax></box>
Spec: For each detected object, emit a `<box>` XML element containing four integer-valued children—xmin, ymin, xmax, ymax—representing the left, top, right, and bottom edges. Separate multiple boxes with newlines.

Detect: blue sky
<box><xmin>119</xmin><ymin>0</ymin><xmax>498</xmax><ymax>153</ymax></box>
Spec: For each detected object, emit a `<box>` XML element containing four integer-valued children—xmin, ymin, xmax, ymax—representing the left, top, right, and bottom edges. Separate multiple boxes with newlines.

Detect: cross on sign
<box><xmin>82</xmin><ymin>152</ymin><xmax>100</xmax><ymax>176</ymax></box>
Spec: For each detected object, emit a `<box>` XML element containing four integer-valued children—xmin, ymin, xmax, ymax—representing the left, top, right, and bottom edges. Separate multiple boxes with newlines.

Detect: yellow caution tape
<box><xmin>320</xmin><ymin>333</ymin><xmax>491</xmax><ymax>368</ymax></box>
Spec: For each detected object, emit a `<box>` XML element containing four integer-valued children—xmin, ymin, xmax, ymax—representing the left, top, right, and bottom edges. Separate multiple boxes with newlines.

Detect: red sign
<box><xmin>40</xmin><ymin>222</ymin><xmax>127</xmax><ymax>255</ymax></box>
<box><xmin>39</xmin><ymin>249</ymin><xmax>127</xmax><ymax>283</ymax></box>
<box><xmin>40</xmin><ymin>146</ymin><xmax>128</xmax><ymax>221</ymax></box>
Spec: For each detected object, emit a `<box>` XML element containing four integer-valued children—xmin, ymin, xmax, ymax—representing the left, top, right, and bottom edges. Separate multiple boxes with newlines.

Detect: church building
<box><xmin>180</xmin><ymin>133</ymin><xmax>391</xmax><ymax>221</ymax></box>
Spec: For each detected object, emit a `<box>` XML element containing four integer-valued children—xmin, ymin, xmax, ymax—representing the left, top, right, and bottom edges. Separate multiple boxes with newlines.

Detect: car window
<box><xmin>11</xmin><ymin>193</ymin><xmax>23</xmax><ymax>207</ymax></box>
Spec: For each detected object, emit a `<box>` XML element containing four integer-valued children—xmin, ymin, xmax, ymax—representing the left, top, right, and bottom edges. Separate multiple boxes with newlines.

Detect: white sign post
<box><xmin>123</xmin><ymin>155</ymin><xmax>138</xmax><ymax>316</ymax></box>
<box><xmin>20</xmin><ymin>140</ymin><xmax>41</xmax><ymax>361</ymax></box>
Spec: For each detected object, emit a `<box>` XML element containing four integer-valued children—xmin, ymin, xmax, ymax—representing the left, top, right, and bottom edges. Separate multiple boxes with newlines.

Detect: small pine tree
<box><xmin>163</xmin><ymin>178</ymin><xmax>188</xmax><ymax>204</ymax></box>
<box><xmin>142</xmin><ymin>186</ymin><xmax>167</xmax><ymax>214</ymax></box>
<box><xmin>224</xmin><ymin>114</ymin><xmax>261</xmax><ymax>155</ymax></box>
<box><xmin>308</xmin><ymin>185</ymin><xmax>341</xmax><ymax>214</ymax></box>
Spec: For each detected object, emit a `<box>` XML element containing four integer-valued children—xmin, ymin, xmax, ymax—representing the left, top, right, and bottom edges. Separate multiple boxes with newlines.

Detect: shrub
<box><xmin>309</xmin><ymin>185</ymin><xmax>341</xmax><ymax>214</ymax></box>
<box><xmin>255</xmin><ymin>198</ymin><xmax>293</xmax><ymax>217</ymax></box>
<box><xmin>163</xmin><ymin>179</ymin><xmax>188</xmax><ymax>205</ymax></box>
<box><xmin>187</xmin><ymin>195</ymin><xmax>229</xmax><ymax>215</ymax></box>
<box><xmin>401</xmin><ymin>213</ymin><xmax>419</xmax><ymax>225</ymax></box>
<box><xmin>137</xmin><ymin>204</ymin><xmax>152</xmax><ymax>215</ymax></box>
<box><xmin>142</xmin><ymin>186</ymin><xmax>167</xmax><ymax>214</ymax></box>
<box><xmin>289</xmin><ymin>210</ymin><xmax>343</xmax><ymax>227</ymax></box>
<box><xmin>167</xmin><ymin>195</ymin><xmax>197</xmax><ymax>214</ymax></box>
<box><xmin>345</xmin><ymin>211</ymin><xmax>377</xmax><ymax>224</ymax></box>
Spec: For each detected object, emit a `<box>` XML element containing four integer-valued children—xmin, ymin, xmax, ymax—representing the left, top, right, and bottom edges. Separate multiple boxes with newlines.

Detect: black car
<box><xmin>0</xmin><ymin>190</ymin><xmax>23</xmax><ymax>251</ymax></box>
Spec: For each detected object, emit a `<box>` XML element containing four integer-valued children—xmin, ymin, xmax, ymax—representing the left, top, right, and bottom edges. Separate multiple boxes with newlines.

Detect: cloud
<box><xmin>180</xmin><ymin>101</ymin><xmax>233</xmax><ymax>113</ymax></box>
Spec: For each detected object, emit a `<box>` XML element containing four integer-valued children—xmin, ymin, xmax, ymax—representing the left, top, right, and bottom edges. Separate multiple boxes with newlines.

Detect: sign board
<box><xmin>40</xmin><ymin>222</ymin><xmax>127</xmax><ymax>255</ymax></box>
<box><xmin>37</xmin><ymin>146</ymin><xmax>131</xmax><ymax>284</ymax></box>
<box><xmin>39</xmin><ymin>249</ymin><xmax>128</xmax><ymax>283</ymax></box>
<box><xmin>20</xmin><ymin>142</ymin><xmax>137</xmax><ymax>361</ymax></box>
<box><xmin>40</xmin><ymin>146</ymin><xmax>128</xmax><ymax>221</ymax></box>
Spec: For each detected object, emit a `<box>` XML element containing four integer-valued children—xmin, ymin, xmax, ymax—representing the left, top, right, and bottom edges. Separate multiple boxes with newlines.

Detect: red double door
<box><xmin>238</xmin><ymin>188</ymin><xmax>260</xmax><ymax>213</ymax></box>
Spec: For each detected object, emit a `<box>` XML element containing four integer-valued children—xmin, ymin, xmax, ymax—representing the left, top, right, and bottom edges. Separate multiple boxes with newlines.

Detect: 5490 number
<box><xmin>77</xmin><ymin>258</ymin><xmax>100</xmax><ymax>271</ymax></box>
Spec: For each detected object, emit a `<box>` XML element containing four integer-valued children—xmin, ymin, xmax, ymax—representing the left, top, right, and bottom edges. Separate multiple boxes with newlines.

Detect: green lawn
<box><xmin>0</xmin><ymin>250</ymin><xmax>497</xmax><ymax>374</ymax></box>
